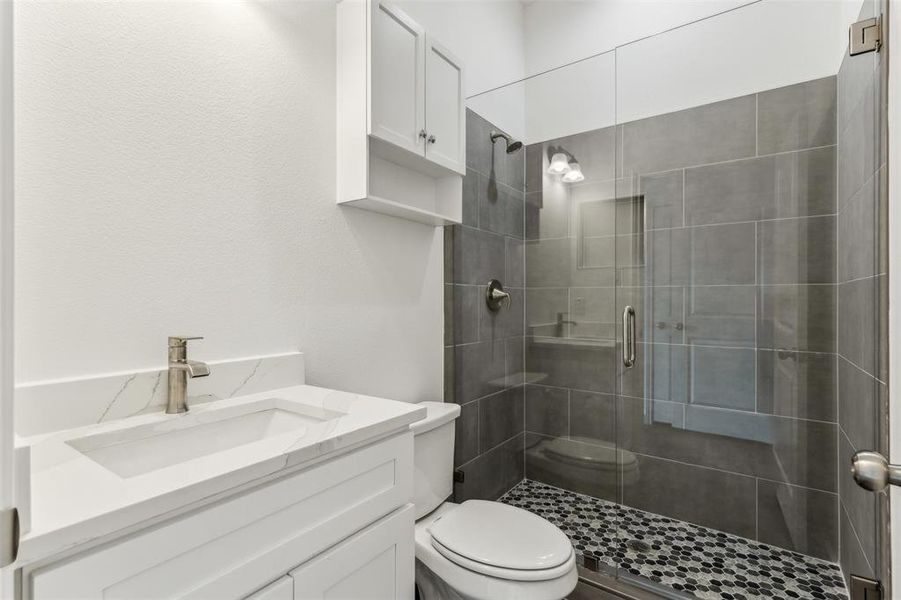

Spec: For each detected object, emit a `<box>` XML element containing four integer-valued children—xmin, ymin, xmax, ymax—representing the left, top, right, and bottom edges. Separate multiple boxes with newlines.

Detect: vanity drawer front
<box><xmin>28</xmin><ymin>431</ymin><xmax>413</xmax><ymax>600</ymax></box>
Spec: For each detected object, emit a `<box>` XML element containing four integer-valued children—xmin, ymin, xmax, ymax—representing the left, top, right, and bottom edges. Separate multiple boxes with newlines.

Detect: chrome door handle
<box><xmin>622</xmin><ymin>305</ymin><xmax>636</xmax><ymax>368</ymax></box>
<box><xmin>851</xmin><ymin>451</ymin><xmax>901</xmax><ymax>492</ymax></box>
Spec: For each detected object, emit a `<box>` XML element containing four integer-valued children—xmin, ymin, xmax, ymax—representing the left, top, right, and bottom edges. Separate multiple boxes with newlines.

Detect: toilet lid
<box><xmin>428</xmin><ymin>500</ymin><xmax>572</xmax><ymax>572</ymax></box>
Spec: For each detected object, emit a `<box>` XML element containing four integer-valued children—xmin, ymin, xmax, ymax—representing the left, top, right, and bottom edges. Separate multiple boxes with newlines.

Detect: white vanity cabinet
<box><xmin>22</xmin><ymin>432</ymin><xmax>415</xmax><ymax>600</ymax></box>
<box><xmin>338</xmin><ymin>0</ymin><xmax>465</xmax><ymax>226</ymax></box>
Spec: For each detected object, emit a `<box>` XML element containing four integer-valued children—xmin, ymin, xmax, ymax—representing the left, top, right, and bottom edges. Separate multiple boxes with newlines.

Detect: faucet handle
<box><xmin>168</xmin><ymin>336</ymin><xmax>203</xmax><ymax>347</ymax></box>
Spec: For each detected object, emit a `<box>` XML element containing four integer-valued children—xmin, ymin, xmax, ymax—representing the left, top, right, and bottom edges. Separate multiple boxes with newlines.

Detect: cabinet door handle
<box><xmin>427</xmin><ymin>135</ymin><xmax>436</xmax><ymax>144</ymax></box>
<box><xmin>622</xmin><ymin>305</ymin><xmax>636</xmax><ymax>368</ymax></box>
<box><xmin>419</xmin><ymin>129</ymin><xmax>428</xmax><ymax>140</ymax></box>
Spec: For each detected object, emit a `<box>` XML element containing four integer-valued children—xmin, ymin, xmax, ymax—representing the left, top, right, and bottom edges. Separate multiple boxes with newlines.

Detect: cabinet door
<box><xmin>424</xmin><ymin>36</ymin><xmax>465</xmax><ymax>174</ymax></box>
<box><xmin>290</xmin><ymin>505</ymin><xmax>414</xmax><ymax>600</ymax></box>
<box><xmin>370</xmin><ymin>1</ymin><xmax>425</xmax><ymax>155</ymax></box>
<box><xmin>246</xmin><ymin>577</ymin><xmax>293</xmax><ymax>600</ymax></box>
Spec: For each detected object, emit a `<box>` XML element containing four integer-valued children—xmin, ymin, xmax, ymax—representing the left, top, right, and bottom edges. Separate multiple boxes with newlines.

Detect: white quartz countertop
<box><xmin>15</xmin><ymin>384</ymin><xmax>426</xmax><ymax>566</ymax></box>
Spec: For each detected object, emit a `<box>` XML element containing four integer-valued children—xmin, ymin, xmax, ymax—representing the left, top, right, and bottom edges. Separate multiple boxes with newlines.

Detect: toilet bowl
<box><xmin>411</xmin><ymin>402</ymin><xmax>578</xmax><ymax>600</ymax></box>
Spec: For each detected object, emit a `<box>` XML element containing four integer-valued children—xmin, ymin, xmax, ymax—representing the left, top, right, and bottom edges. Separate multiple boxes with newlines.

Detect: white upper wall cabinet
<box><xmin>337</xmin><ymin>0</ymin><xmax>464</xmax><ymax>226</ymax></box>
<box><xmin>370</xmin><ymin>3</ymin><xmax>425</xmax><ymax>154</ymax></box>
<box><xmin>424</xmin><ymin>37</ymin><xmax>465</xmax><ymax>173</ymax></box>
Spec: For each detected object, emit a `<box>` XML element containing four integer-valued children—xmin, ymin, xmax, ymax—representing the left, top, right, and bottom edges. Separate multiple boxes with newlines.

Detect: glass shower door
<box><xmin>613</xmin><ymin>1</ymin><xmax>886</xmax><ymax>598</ymax></box>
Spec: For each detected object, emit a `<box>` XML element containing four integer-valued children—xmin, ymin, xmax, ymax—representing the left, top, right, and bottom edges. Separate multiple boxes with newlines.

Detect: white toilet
<box><xmin>411</xmin><ymin>401</ymin><xmax>578</xmax><ymax>600</ymax></box>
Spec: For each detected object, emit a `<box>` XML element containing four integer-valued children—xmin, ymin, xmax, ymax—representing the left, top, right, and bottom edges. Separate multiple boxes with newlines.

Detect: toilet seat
<box><xmin>431</xmin><ymin>537</ymin><xmax>576</xmax><ymax>581</ymax></box>
<box><xmin>415</xmin><ymin>502</ymin><xmax>578</xmax><ymax>600</ymax></box>
<box><xmin>426</xmin><ymin>500</ymin><xmax>574</xmax><ymax>581</ymax></box>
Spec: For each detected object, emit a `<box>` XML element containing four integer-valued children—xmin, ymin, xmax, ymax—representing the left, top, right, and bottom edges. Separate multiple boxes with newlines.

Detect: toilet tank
<box><xmin>410</xmin><ymin>401</ymin><xmax>461</xmax><ymax>519</ymax></box>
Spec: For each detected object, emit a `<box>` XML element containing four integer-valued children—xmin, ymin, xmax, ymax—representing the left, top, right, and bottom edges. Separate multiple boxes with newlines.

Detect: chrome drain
<box><xmin>626</xmin><ymin>539</ymin><xmax>652</xmax><ymax>553</ymax></box>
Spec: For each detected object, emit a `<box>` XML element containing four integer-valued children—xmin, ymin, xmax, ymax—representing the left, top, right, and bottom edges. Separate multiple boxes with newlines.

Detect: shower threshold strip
<box><xmin>499</xmin><ymin>479</ymin><xmax>847</xmax><ymax>600</ymax></box>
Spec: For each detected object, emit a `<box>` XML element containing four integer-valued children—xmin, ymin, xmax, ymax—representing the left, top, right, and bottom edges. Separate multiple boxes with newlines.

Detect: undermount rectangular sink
<box><xmin>66</xmin><ymin>400</ymin><xmax>344</xmax><ymax>478</ymax></box>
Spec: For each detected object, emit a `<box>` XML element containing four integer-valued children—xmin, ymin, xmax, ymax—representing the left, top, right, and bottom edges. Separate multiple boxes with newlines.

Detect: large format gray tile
<box><xmin>569</xmin><ymin>287</ymin><xmax>616</xmax><ymax>341</ymax></box>
<box><xmin>506</xmin><ymin>336</ymin><xmax>525</xmax><ymax>388</ymax></box>
<box><xmin>837</xmin><ymin>275</ymin><xmax>882</xmax><ymax>377</ymax></box>
<box><xmin>525</xmin><ymin>143</ymin><xmax>543</xmax><ymax>194</ymax></box>
<box><xmin>453</xmin><ymin>339</ymin><xmax>505</xmax><ymax>404</ymax></box>
<box><xmin>617</xmin><ymin>286</ymin><xmax>685</xmax><ymax>345</ymax></box>
<box><xmin>454</xmin><ymin>433</ymin><xmax>524</xmax><ymax>502</ymax></box>
<box><xmin>840</xmin><ymin>503</ymin><xmax>876</xmax><ymax>591</ymax></box>
<box><xmin>757</xmin><ymin>284</ymin><xmax>836</xmax><ymax>353</ymax></box>
<box><xmin>452</xmin><ymin>284</ymin><xmax>479</xmax><ymax>345</ymax></box>
<box><xmin>618</xmin><ymin>396</ymin><xmax>838</xmax><ymax>492</ymax></box>
<box><xmin>526</xmin><ymin>336</ymin><xmax>616</xmax><ymax>393</ymax></box>
<box><xmin>648</xmin><ymin>223</ymin><xmax>757</xmax><ymax>286</ymax></box>
<box><xmin>462</xmin><ymin>168</ymin><xmax>479</xmax><ymax>227</ymax></box>
<box><xmin>479</xmin><ymin>174</ymin><xmax>524</xmax><ymax>238</ymax></box>
<box><xmin>569</xmin><ymin>391</ymin><xmax>615</xmax><ymax>442</ymax></box>
<box><xmin>444</xmin><ymin>285</ymin><xmax>453</xmax><ymax>347</ymax></box>
<box><xmin>838</xmin><ymin>70</ymin><xmax>877</xmax><ymax>209</ymax></box>
<box><xmin>572</xmin><ymin>182</ymin><xmax>616</xmax><ymax>237</ymax></box>
<box><xmin>525</xmin><ymin>384</ymin><xmax>569</xmax><ymax>437</ymax></box>
<box><xmin>505</xmin><ymin>237</ymin><xmax>525</xmax><ymax>287</ymax></box>
<box><xmin>452</xmin><ymin>225</ymin><xmax>505</xmax><ymax>285</ymax></box>
<box><xmin>756</xmin><ymin>480</ymin><xmax>838</xmax><ymax>561</ymax></box>
<box><xmin>526</xmin><ymin>288</ymin><xmax>569</xmax><ymax>335</ymax></box>
<box><xmin>639</xmin><ymin>170</ymin><xmax>683</xmax><ymax>230</ymax></box>
<box><xmin>838</xmin><ymin>172</ymin><xmax>878</xmax><ymax>283</ymax></box>
<box><xmin>758</xmin><ymin>216</ymin><xmax>836</xmax><ymax>284</ymax></box>
<box><xmin>621</xmin><ymin>454</ymin><xmax>757</xmax><ymax>539</ymax></box>
<box><xmin>690</xmin><ymin>346</ymin><xmax>756</xmax><ymax>411</ymax></box>
<box><xmin>757</xmin><ymin>76</ymin><xmax>837</xmax><ymax>154</ymax></box>
<box><xmin>527</xmin><ymin>237</ymin><xmax>613</xmax><ymax>288</ymax></box>
<box><xmin>684</xmin><ymin>146</ymin><xmax>836</xmax><ymax>226</ymax></box>
<box><xmin>840</xmin><ymin>433</ymin><xmax>878</xmax><ymax>570</ymax></box>
<box><xmin>524</xmin><ymin>433</ymin><xmax>618</xmax><ymax>502</ymax></box>
<box><xmin>479</xmin><ymin>386</ymin><xmax>524</xmax><ymax>451</ymax></box>
<box><xmin>684</xmin><ymin>286</ymin><xmax>755</xmax><ymax>348</ymax></box>
<box><xmin>838</xmin><ymin>355</ymin><xmax>881</xmax><ymax>451</ymax></box>
<box><xmin>454</xmin><ymin>400</ymin><xmax>479</xmax><ymax>467</ymax></box>
<box><xmin>757</xmin><ymin>349</ymin><xmax>837</xmax><ymax>422</ymax></box>
<box><xmin>620</xmin><ymin>342</ymin><xmax>689</xmax><ymax>404</ymax></box>
<box><xmin>621</xmin><ymin>95</ymin><xmax>756</xmax><ymax>174</ymax></box>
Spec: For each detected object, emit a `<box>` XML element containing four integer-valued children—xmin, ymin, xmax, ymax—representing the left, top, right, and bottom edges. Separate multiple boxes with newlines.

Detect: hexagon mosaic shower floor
<box><xmin>499</xmin><ymin>479</ymin><xmax>848</xmax><ymax>600</ymax></box>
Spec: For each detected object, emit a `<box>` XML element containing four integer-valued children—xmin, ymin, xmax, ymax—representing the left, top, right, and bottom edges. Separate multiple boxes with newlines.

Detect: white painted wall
<box><xmin>395</xmin><ymin>0</ymin><xmax>525</xmax><ymax>97</ymax></box>
<box><xmin>13</xmin><ymin>1</ymin><xmax>443</xmax><ymax>405</ymax></box>
<box><xmin>523</xmin><ymin>0</ymin><xmax>756</xmax><ymax>79</ymax></box>
<box><xmin>516</xmin><ymin>0</ymin><xmax>853</xmax><ymax>143</ymax></box>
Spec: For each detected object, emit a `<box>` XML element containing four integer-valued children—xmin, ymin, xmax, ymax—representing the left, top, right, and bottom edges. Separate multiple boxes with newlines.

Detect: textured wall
<box><xmin>835</xmin><ymin>0</ymin><xmax>890</xmax><ymax>591</ymax></box>
<box><xmin>446</xmin><ymin>109</ymin><xmax>526</xmax><ymax>502</ymax></box>
<box><xmin>524</xmin><ymin>76</ymin><xmax>840</xmax><ymax>560</ymax></box>
<box><xmin>14</xmin><ymin>1</ymin><xmax>443</xmax><ymax>404</ymax></box>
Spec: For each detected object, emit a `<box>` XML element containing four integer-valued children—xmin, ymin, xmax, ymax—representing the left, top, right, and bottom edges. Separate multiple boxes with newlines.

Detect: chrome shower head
<box><xmin>490</xmin><ymin>130</ymin><xmax>523</xmax><ymax>154</ymax></box>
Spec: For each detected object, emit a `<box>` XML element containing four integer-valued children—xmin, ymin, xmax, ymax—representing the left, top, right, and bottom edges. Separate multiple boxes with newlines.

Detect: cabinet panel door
<box><xmin>290</xmin><ymin>505</ymin><xmax>414</xmax><ymax>600</ymax></box>
<box><xmin>246</xmin><ymin>577</ymin><xmax>293</xmax><ymax>600</ymax></box>
<box><xmin>424</xmin><ymin>37</ymin><xmax>465</xmax><ymax>174</ymax></box>
<box><xmin>370</xmin><ymin>1</ymin><xmax>425</xmax><ymax>155</ymax></box>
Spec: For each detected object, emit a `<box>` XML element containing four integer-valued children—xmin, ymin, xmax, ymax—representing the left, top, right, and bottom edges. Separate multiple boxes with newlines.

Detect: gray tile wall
<box><xmin>836</xmin><ymin>0</ymin><xmax>890</xmax><ymax>591</ymax></box>
<box><xmin>524</xmin><ymin>76</ymin><xmax>841</xmax><ymax>561</ymax></box>
<box><xmin>446</xmin><ymin>109</ymin><xmax>526</xmax><ymax>502</ymax></box>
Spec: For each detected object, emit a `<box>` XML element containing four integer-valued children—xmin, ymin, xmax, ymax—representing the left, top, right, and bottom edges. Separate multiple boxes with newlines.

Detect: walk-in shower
<box><xmin>449</xmin><ymin>1</ymin><xmax>890</xmax><ymax>598</ymax></box>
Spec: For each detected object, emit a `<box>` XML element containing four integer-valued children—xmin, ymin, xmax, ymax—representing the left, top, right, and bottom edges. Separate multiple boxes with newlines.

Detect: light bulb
<box><xmin>547</xmin><ymin>153</ymin><xmax>571</xmax><ymax>175</ymax></box>
<box><xmin>562</xmin><ymin>162</ymin><xmax>584</xmax><ymax>183</ymax></box>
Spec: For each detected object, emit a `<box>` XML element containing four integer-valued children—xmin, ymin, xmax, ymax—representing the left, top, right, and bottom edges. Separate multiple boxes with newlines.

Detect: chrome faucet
<box><xmin>166</xmin><ymin>336</ymin><xmax>210</xmax><ymax>414</ymax></box>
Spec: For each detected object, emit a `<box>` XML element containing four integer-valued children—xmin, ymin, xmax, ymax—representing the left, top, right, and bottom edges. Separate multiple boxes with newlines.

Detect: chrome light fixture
<box><xmin>548</xmin><ymin>152</ymin><xmax>571</xmax><ymax>175</ymax></box>
<box><xmin>561</xmin><ymin>162</ymin><xmax>584</xmax><ymax>183</ymax></box>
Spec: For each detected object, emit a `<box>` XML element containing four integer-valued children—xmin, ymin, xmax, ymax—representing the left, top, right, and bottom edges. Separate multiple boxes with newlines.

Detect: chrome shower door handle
<box><xmin>851</xmin><ymin>451</ymin><xmax>901</xmax><ymax>492</ymax></box>
<box><xmin>622</xmin><ymin>305</ymin><xmax>636</xmax><ymax>368</ymax></box>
